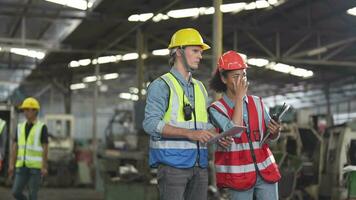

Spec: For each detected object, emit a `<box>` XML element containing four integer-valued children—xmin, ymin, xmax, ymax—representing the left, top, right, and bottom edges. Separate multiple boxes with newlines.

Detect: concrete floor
<box><xmin>0</xmin><ymin>186</ymin><xmax>104</xmax><ymax>200</ymax></box>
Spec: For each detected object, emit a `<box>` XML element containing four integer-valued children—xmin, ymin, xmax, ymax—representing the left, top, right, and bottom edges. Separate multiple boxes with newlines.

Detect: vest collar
<box><xmin>222</xmin><ymin>94</ymin><xmax>248</xmax><ymax>109</ymax></box>
<box><xmin>170</xmin><ymin>67</ymin><xmax>193</xmax><ymax>86</ymax></box>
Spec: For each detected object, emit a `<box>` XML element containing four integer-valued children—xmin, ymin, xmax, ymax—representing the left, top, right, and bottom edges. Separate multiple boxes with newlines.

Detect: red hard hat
<box><xmin>218</xmin><ymin>50</ymin><xmax>247</xmax><ymax>71</ymax></box>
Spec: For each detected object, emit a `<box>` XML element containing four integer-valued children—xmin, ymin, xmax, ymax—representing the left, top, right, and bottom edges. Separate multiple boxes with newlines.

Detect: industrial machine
<box><xmin>99</xmin><ymin>101</ymin><xmax>157</xmax><ymax>200</ymax></box>
<box><xmin>0</xmin><ymin>103</ymin><xmax>17</xmax><ymax>185</ymax></box>
<box><xmin>269</xmin><ymin>109</ymin><xmax>325</xmax><ymax>200</ymax></box>
<box><xmin>319</xmin><ymin>120</ymin><xmax>356</xmax><ymax>200</ymax></box>
<box><xmin>44</xmin><ymin>114</ymin><xmax>77</xmax><ymax>186</ymax></box>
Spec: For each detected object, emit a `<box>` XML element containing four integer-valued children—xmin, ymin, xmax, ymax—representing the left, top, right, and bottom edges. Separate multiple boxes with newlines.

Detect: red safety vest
<box><xmin>210</xmin><ymin>95</ymin><xmax>281</xmax><ymax>190</ymax></box>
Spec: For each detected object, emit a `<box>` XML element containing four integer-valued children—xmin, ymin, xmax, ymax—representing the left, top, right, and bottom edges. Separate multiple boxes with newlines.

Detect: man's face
<box><xmin>23</xmin><ymin>109</ymin><xmax>37</xmax><ymax>120</ymax></box>
<box><xmin>182</xmin><ymin>46</ymin><xmax>203</xmax><ymax>70</ymax></box>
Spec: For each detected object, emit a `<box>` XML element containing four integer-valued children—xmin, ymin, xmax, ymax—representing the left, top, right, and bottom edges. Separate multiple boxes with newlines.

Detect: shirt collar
<box><xmin>222</xmin><ymin>94</ymin><xmax>248</xmax><ymax>108</ymax></box>
<box><xmin>170</xmin><ymin>67</ymin><xmax>192</xmax><ymax>86</ymax></box>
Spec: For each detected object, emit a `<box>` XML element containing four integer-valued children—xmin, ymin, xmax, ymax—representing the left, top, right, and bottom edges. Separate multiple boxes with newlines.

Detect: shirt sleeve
<box><xmin>208</xmin><ymin>107</ymin><xmax>236</xmax><ymax>133</ymax></box>
<box><xmin>142</xmin><ymin>78</ymin><xmax>170</xmax><ymax>138</ymax></box>
<box><xmin>41</xmin><ymin>125</ymin><xmax>49</xmax><ymax>144</ymax></box>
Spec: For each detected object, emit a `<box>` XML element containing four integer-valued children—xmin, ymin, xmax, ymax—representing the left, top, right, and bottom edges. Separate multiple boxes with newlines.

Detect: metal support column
<box><xmin>212</xmin><ymin>0</ymin><xmax>223</xmax><ymax>74</ymax></box>
<box><xmin>210</xmin><ymin>0</ymin><xmax>222</xmax><ymax>192</ymax></box>
<box><xmin>136</xmin><ymin>28</ymin><xmax>144</xmax><ymax>100</ymax></box>
<box><xmin>92</xmin><ymin>63</ymin><xmax>100</xmax><ymax>164</ymax></box>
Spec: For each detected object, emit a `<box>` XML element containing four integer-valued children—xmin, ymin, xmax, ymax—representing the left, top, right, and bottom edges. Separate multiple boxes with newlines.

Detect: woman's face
<box><xmin>221</xmin><ymin>69</ymin><xmax>247</xmax><ymax>93</ymax></box>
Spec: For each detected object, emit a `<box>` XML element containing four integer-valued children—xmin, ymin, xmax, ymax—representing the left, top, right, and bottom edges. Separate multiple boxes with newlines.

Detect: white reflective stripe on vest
<box><xmin>17</xmin><ymin>156</ymin><xmax>43</xmax><ymax>162</ymax></box>
<box><xmin>212</xmin><ymin>101</ymin><xmax>229</xmax><ymax>117</ymax></box>
<box><xmin>150</xmin><ymin>139</ymin><xmax>208</xmax><ymax>150</ymax></box>
<box><xmin>161</xmin><ymin>75</ymin><xmax>181</xmax><ymax>125</ymax></box>
<box><xmin>195</xmin><ymin>80</ymin><xmax>207</xmax><ymax>101</ymax></box>
<box><xmin>24</xmin><ymin>145</ymin><xmax>43</xmax><ymax>151</ymax></box>
<box><xmin>215</xmin><ymin>155</ymin><xmax>276</xmax><ymax>174</ymax></box>
<box><xmin>169</xmin><ymin>121</ymin><xmax>209</xmax><ymax>130</ymax></box>
<box><xmin>226</xmin><ymin>141</ymin><xmax>261</xmax><ymax>152</ymax></box>
<box><xmin>150</xmin><ymin>140</ymin><xmax>197</xmax><ymax>149</ymax></box>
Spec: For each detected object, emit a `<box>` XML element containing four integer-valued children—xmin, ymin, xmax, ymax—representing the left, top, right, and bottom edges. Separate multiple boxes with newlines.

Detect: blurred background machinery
<box><xmin>44</xmin><ymin>114</ymin><xmax>77</xmax><ymax>186</ymax></box>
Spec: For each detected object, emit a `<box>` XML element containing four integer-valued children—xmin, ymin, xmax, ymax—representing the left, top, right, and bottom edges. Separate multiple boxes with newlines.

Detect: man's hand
<box><xmin>187</xmin><ymin>130</ymin><xmax>215</xmax><ymax>143</ymax></box>
<box><xmin>8</xmin><ymin>164</ymin><xmax>14</xmax><ymax>177</ymax></box>
<box><xmin>41</xmin><ymin>166</ymin><xmax>48</xmax><ymax>177</ymax></box>
<box><xmin>218</xmin><ymin>137</ymin><xmax>234</xmax><ymax>149</ymax></box>
<box><xmin>268</xmin><ymin>119</ymin><xmax>281</xmax><ymax>136</ymax></box>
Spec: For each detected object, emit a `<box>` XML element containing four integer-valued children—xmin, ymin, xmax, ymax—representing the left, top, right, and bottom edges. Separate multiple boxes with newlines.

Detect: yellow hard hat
<box><xmin>20</xmin><ymin>97</ymin><xmax>40</xmax><ymax>110</ymax></box>
<box><xmin>168</xmin><ymin>28</ymin><xmax>210</xmax><ymax>50</ymax></box>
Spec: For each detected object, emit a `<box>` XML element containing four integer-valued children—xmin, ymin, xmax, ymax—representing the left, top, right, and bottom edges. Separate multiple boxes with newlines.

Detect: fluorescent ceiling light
<box><xmin>70</xmin><ymin>83</ymin><xmax>86</xmax><ymax>90</ymax></box>
<box><xmin>69</xmin><ymin>61</ymin><xmax>80</xmax><ymax>68</ymax></box>
<box><xmin>97</xmin><ymin>55</ymin><xmax>117</xmax><ymax>64</ymax></box>
<box><xmin>103</xmin><ymin>73</ymin><xmax>119</xmax><ymax>80</ymax></box>
<box><xmin>128</xmin><ymin>13</ymin><xmax>154</xmax><ymax>22</ymax></box>
<box><xmin>45</xmin><ymin>0</ymin><xmax>92</xmax><ymax>10</ymax></box>
<box><xmin>128</xmin><ymin>1</ymin><xmax>284</xmax><ymax>22</ymax></box>
<box><xmin>0</xmin><ymin>47</ymin><xmax>2</xmax><ymax>51</ymax></box>
<box><xmin>220</xmin><ymin>3</ymin><xmax>246</xmax><ymax>13</ymax></box>
<box><xmin>167</xmin><ymin>8</ymin><xmax>200</xmax><ymax>18</ymax></box>
<box><xmin>238</xmin><ymin>53</ymin><xmax>247</xmax><ymax>62</ymax></box>
<box><xmin>78</xmin><ymin>59</ymin><xmax>91</xmax><ymax>66</ymax></box>
<box><xmin>152</xmin><ymin>13</ymin><xmax>170</xmax><ymax>22</ymax></box>
<box><xmin>129</xmin><ymin>87</ymin><xmax>139</xmax><ymax>94</ymax></box>
<box><xmin>83</xmin><ymin>76</ymin><xmax>97</xmax><ymax>83</ymax></box>
<box><xmin>10</xmin><ymin>48</ymin><xmax>45</xmax><ymax>59</ymax></box>
<box><xmin>119</xmin><ymin>93</ymin><xmax>138</xmax><ymax>101</ymax></box>
<box><xmin>122</xmin><ymin>53</ymin><xmax>139</xmax><ymax>61</ymax></box>
<box><xmin>290</xmin><ymin>68</ymin><xmax>313</xmax><ymax>78</ymax></box>
<box><xmin>256</xmin><ymin>0</ymin><xmax>270</xmax><ymax>9</ymax></box>
<box><xmin>152</xmin><ymin>49</ymin><xmax>169</xmax><ymax>56</ymax></box>
<box><xmin>268</xmin><ymin>0</ymin><xmax>279</xmax><ymax>5</ymax></box>
<box><xmin>199</xmin><ymin>7</ymin><xmax>215</xmax><ymax>15</ymax></box>
<box><xmin>247</xmin><ymin>58</ymin><xmax>269</xmax><ymax>67</ymax></box>
<box><xmin>347</xmin><ymin>7</ymin><xmax>356</xmax><ymax>16</ymax></box>
<box><xmin>266</xmin><ymin>62</ymin><xmax>313</xmax><ymax>78</ymax></box>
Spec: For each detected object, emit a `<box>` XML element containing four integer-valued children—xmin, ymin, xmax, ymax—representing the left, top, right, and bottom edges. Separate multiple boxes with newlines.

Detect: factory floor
<box><xmin>0</xmin><ymin>186</ymin><xmax>104</xmax><ymax>200</ymax></box>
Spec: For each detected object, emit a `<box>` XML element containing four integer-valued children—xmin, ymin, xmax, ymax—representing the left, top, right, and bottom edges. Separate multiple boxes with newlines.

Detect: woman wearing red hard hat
<box><xmin>208</xmin><ymin>50</ymin><xmax>282</xmax><ymax>199</ymax></box>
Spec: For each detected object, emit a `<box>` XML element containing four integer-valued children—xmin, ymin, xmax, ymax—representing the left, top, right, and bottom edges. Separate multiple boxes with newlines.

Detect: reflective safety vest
<box><xmin>16</xmin><ymin>121</ymin><xmax>44</xmax><ymax>169</ymax></box>
<box><xmin>0</xmin><ymin>119</ymin><xmax>5</xmax><ymax>135</ymax></box>
<box><xmin>211</xmin><ymin>95</ymin><xmax>281</xmax><ymax>190</ymax></box>
<box><xmin>149</xmin><ymin>72</ymin><xmax>210</xmax><ymax>168</ymax></box>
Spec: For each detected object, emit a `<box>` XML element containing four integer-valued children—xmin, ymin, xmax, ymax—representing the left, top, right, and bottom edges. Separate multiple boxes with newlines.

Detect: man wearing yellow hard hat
<box><xmin>143</xmin><ymin>28</ymin><xmax>215</xmax><ymax>200</ymax></box>
<box><xmin>9</xmin><ymin>97</ymin><xmax>49</xmax><ymax>200</ymax></box>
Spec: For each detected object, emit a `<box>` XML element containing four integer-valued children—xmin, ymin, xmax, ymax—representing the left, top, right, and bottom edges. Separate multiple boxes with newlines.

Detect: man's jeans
<box><xmin>157</xmin><ymin>165</ymin><xmax>208</xmax><ymax>200</ymax></box>
<box><xmin>12</xmin><ymin>167</ymin><xmax>41</xmax><ymax>200</ymax></box>
<box><xmin>229</xmin><ymin>174</ymin><xmax>278</xmax><ymax>200</ymax></box>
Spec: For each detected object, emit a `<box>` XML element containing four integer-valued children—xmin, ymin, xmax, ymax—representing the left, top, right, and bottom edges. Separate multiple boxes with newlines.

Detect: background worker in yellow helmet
<box><xmin>0</xmin><ymin>117</ymin><xmax>7</xmax><ymax>172</ymax></box>
<box><xmin>8</xmin><ymin>97</ymin><xmax>49</xmax><ymax>200</ymax></box>
<box><xmin>143</xmin><ymin>28</ymin><xmax>215</xmax><ymax>200</ymax></box>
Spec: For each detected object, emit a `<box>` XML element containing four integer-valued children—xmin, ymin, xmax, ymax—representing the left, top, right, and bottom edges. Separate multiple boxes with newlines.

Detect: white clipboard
<box><xmin>208</xmin><ymin>126</ymin><xmax>246</xmax><ymax>144</ymax></box>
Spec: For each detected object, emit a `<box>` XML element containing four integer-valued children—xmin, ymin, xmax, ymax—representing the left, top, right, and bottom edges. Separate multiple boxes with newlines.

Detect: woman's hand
<box><xmin>218</xmin><ymin>136</ymin><xmax>234</xmax><ymax>149</ymax></box>
<box><xmin>233</xmin><ymin>75</ymin><xmax>248</xmax><ymax>101</ymax></box>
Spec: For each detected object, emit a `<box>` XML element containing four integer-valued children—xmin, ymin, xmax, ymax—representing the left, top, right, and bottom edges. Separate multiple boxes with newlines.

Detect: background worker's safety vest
<box><xmin>0</xmin><ymin>119</ymin><xmax>5</xmax><ymax>135</ymax></box>
<box><xmin>211</xmin><ymin>95</ymin><xmax>281</xmax><ymax>190</ymax></box>
<box><xmin>16</xmin><ymin>121</ymin><xmax>44</xmax><ymax>169</ymax></box>
<box><xmin>149</xmin><ymin>72</ymin><xmax>210</xmax><ymax>168</ymax></box>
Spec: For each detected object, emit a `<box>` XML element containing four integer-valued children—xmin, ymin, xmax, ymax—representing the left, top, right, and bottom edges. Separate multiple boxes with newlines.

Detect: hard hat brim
<box><xmin>168</xmin><ymin>43</ymin><xmax>211</xmax><ymax>50</ymax></box>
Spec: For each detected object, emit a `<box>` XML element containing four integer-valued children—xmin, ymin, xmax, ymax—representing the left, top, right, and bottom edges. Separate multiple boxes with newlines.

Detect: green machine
<box><xmin>344</xmin><ymin>139</ymin><xmax>356</xmax><ymax>199</ymax></box>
